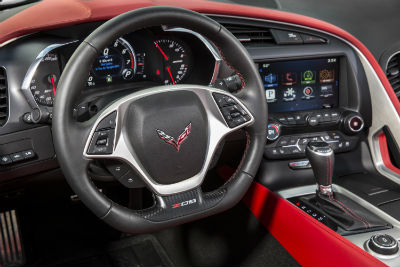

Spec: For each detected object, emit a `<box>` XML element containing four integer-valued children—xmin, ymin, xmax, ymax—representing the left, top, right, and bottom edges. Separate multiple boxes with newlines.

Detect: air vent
<box><xmin>0</xmin><ymin>67</ymin><xmax>7</xmax><ymax>126</ymax></box>
<box><xmin>386</xmin><ymin>54</ymin><xmax>400</xmax><ymax>99</ymax></box>
<box><xmin>222</xmin><ymin>24</ymin><xmax>275</xmax><ymax>45</ymax></box>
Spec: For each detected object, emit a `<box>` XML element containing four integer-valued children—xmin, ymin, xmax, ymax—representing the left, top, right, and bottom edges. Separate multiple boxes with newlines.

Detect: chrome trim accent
<box><xmin>163</xmin><ymin>26</ymin><xmax>222</xmax><ymax>85</ymax></box>
<box><xmin>347</xmin><ymin>115</ymin><xmax>364</xmax><ymax>133</ymax></box>
<box><xmin>117</xmin><ymin>37</ymin><xmax>137</xmax><ymax>75</ymax></box>
<box><xmin>20</xmin><ymin>41</ymin><xmax>78</xmax><ymax>110</ymax></box>
<box><xmin>365</xmin><ymin>235</ymin><xmax>400</xmax><ymax>260</ymax></box>
<box><xmin>83</xmin><ymin>85</ymin><xmax>254</xmax><ymax>196</ymax></box>
<box><xmin>0</xmin><ymin>34</ymin><xmax>32</xmax><ymax>48</ymax></box>
<box><xmin>309</xmin><ymin>149</ymin><xmax>333</xmax><ymax>157</ymax></box>
<box><xmin>277</xmin><ymin>184</ymin><xmax>316</xmax><ymax>199</ymax></box>
<box><xmin>369</xmin><ymin>234</ymin><xmax>398</xmax><ymax>250</ymax></box>
<box><xmin>385</xmin><ymin>51</ymin><xmax>400</xmax><ymax>75</ymax></box>
<box><xmin>318</xmin><ymin>184</ymin><xmax>333</xmax><ymax>195</ymax></box>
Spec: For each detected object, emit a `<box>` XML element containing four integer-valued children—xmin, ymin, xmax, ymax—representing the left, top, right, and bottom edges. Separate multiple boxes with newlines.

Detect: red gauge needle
<box><xmin>129</xmin><ymin>53</ymin><xmax>134</xmax><ymax>69</ymax></box>
<box><xmin>51</xmin><ymin>76</ymin><xmax>56</xmax><ymax>96</ymax></box>
<box><xmin>155</xmin><ymin>42</ymin><xmax>169</xmax><ymax>61</ymax></box>
<box><xmin>166</xmin><ymin>66</ymin><xmax>175</xmax><ymax>85</ymax></box>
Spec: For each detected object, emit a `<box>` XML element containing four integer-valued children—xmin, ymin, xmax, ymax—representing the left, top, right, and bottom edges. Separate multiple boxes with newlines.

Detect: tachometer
<box><xmin>87</xmin><ymin>37</ymin><xmax>136</xmax><ymax>87</ymax></box>
<box><xmin>154</xmin><ymin>39</ymin><xmax>190</xmax><ymax>85</ymax></box>
<box><xmin>29</xmin><ymin>53</ymin><xmax>60</xmax><ymax>106</ymax></box>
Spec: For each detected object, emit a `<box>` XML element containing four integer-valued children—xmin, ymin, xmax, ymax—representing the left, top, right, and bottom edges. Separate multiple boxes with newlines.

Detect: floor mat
<box><xmin>43</xmin><ymin>235</ymin><xmax>174</xmax><ymax>267</ymax></box>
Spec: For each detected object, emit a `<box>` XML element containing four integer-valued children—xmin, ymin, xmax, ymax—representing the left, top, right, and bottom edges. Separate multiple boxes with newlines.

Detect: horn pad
<box><xmin>125</xmin><ymin>90</ymin><xmax>208</xmax><ymax>185</ymax></box>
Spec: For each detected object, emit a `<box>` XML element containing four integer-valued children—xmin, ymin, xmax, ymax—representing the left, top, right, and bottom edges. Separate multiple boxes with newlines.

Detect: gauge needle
<box><xmin>166</xmin><ymin>66</ymin><xmax>175</xmax><ymax>85</ymax></box>
<box><xmin>155</xmin><ymin>42</ymin><xmax>169</xmax><ymax>61</ymax></box>
<box><xmin>129</xmin><ymin>53</ymin><xmax>134</xmax><ymax>69</ymax></box>
<box><xmin>51</xmin><ymin>76</ymin><xmax>56</xmax><ymax>96</ymax></box>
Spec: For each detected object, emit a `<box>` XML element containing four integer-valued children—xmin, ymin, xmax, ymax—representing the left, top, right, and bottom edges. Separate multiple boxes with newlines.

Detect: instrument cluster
<box><xmin>24</xmin><ymin>27</ymin><xmax>216</xmax><ymax>110</ymax></box>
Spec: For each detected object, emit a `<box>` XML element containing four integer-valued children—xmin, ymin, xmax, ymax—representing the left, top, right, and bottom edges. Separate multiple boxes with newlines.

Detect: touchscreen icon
<box><xmin>301</xmin><ymin>70</ymin><xmax>316</xmax><ymax>84</ymax></box>
<box><xmin>283</xmin><ymin>87</ymin><xmax>296</xmax><ymax>102</ymax></box>
<box><xmin>319</xmin><ymin>69</ymin><xmax>335</xmax><ymax>83</ymax></box>
<box><xmin>302</xmin><ymin>86</ymin><xmax>315</xmax><ymax>99</ymax></box>
<box><xmin>265</xmin><ymin>89</ymin><xmax>277</xmax><ymax>103</ymax></box>
<box><xmin>320</xmin><ymin>85</ymin><xmax>333</xmax><ymax>97</ymax></box>
<box><xmin>281</xmin><ymin>72</ymin><xmax>297</xmax><ymax>86</ymax></box>
<box><xmin>264</xmin><ymin>73</ymin><xmax>278</xmax><ymax>87</ymax></box>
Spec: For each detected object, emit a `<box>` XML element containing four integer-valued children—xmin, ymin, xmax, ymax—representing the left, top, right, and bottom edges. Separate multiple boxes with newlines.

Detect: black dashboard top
<box><xmin>218</xmin><ymin>0</ymin><xmax>400</xmax><ymax>65</ymax></box>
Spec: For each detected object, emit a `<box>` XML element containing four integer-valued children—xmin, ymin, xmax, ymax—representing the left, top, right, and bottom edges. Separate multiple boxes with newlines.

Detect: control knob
<box><xmin>368</xmin><ymin>234</ymin><xmax>399</xmax><ymax>256</ymax></box>
<box><xmin>344</xmin><ymin>114</ymin><xmax>364</xmax><ymax>134</ymax></box>
<box><xmin>267</xmin><ymin>123</ymin><xmax>280</xmax><ymax>141</ymax></box>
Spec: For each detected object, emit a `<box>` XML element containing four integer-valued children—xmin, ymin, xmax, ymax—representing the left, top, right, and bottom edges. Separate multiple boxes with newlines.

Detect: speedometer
<box><xmin>87</xmin><ymin>37</ymin><xmax>136</xmax><ymax>87</ymax></box>
<box><xmin>154</xmin><ymin>39</ymin><xmax>190</xmax><ymax>85</ymax></box>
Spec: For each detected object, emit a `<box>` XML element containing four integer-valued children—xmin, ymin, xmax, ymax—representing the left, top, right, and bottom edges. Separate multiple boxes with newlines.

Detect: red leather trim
<box><xmin>217</xmin><ymin>166</ymin><xmax>387</xmax><ymax>267</ymax></box>
<box><xmin>378</xmin><ymin>133</ymin><xmax>400</xmax><ymax>175</ymax></box>
<box><xmin>0</xmin><ymin>0</ymin><xmax>399</xmax><ymax>118</ymax></box>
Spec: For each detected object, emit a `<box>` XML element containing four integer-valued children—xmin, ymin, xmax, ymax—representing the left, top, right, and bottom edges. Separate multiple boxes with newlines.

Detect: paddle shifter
<box><xmin>306</xmin><ymin>141</ymin><xmax>334</xmax><ymax>195</ymax></box>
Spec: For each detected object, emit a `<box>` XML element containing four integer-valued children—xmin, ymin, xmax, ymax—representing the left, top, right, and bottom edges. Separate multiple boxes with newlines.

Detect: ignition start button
<box><xmin>368</xmin><ymin>234</ymin><xmax>399</xmax><ymax>255</ymax></box>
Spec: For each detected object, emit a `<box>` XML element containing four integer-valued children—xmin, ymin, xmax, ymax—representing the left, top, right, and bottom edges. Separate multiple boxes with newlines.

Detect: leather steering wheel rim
<box><xmin>53</xmin><ymin>6</ymin><xmax>267</xmax><ymax>233</ymax></box>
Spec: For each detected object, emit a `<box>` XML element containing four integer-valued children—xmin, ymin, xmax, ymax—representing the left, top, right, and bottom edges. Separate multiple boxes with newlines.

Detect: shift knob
<box><xmin>306</xmin><ymin>141</ymin><xmax>335</xmax><ymax>195</ymax></box>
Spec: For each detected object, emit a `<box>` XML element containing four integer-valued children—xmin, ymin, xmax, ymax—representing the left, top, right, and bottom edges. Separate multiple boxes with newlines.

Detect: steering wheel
<box><xmin>53</xmin><ymin>6</ymin><xmax>267</xmax><ymax>233</ymax></box>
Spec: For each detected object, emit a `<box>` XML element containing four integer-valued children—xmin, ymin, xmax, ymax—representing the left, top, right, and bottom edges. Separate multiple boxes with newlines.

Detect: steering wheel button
<box><xmin>96</xmin><ymin>138</ymin><xmax>107</xmax><ymax>146</ymax></box>
<box><xmin>231</xmin><ymin>112</ymin><xmax>241</xmax><ymax>118</ymax></box>
<box><xmin>213</xmin><ymin>93</ymin><xmax>228</xmax><ymax>107</ymax></box>
<box><xmin>87</xmin><ymin>130</ymin><xmax>115</xmax><ymax>155</ymax></box>
<box><xmin>96</xmin><ymin>111</ymin><xmax>117</xmax><ymax>131</ymax></box>
<box><xmin>232</xmin><ymin>116</ymin><xmax>246</xmax><ymax>127</ymax></box>
<box><xmin>105</xmin><ymin>160</ymin><xmax>130</xmax><ymax>178</ymax></box>
<box><xmin>224</xmin><ymin>97</ymin><xmax>236</xmax><ymax>105</ymax></box>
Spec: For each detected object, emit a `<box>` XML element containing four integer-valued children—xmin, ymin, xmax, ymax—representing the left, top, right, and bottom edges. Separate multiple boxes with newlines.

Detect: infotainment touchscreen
<box><xmin>258</xmin><ymin>57</ymin><xmax>339</xmax><ymax>113</ymax></box>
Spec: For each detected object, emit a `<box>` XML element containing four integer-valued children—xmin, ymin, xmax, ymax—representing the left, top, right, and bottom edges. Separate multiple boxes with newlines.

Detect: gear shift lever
<box><xmin>302</xmin><ymin>141</ymin><xmax>387</xmax><ymax>232</ymax></box>
<box><xmin>306</xmin><ymin>141</ymin><xmax>334</xmax><ymax>195</ymax></box>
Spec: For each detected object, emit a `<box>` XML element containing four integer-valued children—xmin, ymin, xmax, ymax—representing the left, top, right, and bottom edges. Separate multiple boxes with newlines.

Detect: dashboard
<box><xmin>0</xmin><ymin>14</ymin><xmax>374</xmax><ymax>182</ymax></box>
<box><xmin>21</xmin><ymin>26</ymin><xmax>217</xmax><ymax>122</ymax></box>
<box><xmin>0</xmin><ymin>2</ymin><xmax>399</xmax><ymax>266</ymax></box>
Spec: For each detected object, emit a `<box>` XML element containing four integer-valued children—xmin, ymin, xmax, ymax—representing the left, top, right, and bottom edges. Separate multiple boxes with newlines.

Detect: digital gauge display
<box><xmin>87</xmin><ymin>37</ymin><xmax>145</xmax><ymax>87</ymax></box>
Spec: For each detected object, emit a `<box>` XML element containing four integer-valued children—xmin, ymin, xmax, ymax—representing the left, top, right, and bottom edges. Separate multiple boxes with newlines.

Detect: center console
<box><xmin>211</xmin><ymin>15</ymin><xmax>400</xmax><ymax>266</ymax></box>
<box><xmin>260</xmin><ymin>56</ymin><xmax>366</xmax><ymax>161</ymax></box>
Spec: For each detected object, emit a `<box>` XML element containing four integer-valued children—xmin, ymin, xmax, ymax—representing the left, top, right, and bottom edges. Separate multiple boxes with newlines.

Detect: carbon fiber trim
<box><xmin>137</xmin><ymin>188</ymin><xmax>226</xmax><ymax>222</ymax></box>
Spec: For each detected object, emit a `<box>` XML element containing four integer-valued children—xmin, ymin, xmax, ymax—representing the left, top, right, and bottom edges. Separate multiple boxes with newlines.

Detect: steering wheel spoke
<box><xmin>83</xmin><ymin>85</ymin><xmax>254</xmax><ymax>194</ymax></box>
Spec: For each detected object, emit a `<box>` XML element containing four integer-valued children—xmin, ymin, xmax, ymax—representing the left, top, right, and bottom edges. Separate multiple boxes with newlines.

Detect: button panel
<box><xmin>87</xmin><ymin>113</ymin><xmax>117</xmax><ymax>155</ymax></box>
<box><xmin>0</xmin><ymin>149</ymin><xmax>36</xmax><ymax>166</ymax></box>
<box><xmin>213</xmin><ymin>93</ymin><xmax>251</xmax><ymax>128</ymax></box>
<box><xmin>265</xmin><ymin>131</ymin><xmax>359</xmax><ymax>159</ymax></box>
<box><xmin>104</xmin><ymin>160</ymin><xmax>146</xmax><ymax>188</ymax></box>
<box><xmin>271</xmin><ymin>110</ymin><xmax>341</xmax><ymax>127</ymax></box>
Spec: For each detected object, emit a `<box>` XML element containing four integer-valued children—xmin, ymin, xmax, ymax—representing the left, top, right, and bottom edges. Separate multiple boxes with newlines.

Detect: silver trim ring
<box><xmin>163</xmin><ymin>26</ymin><xmax>222</xmax><ymax>85</ymax></box>
<box><xmin>21</xmin><ymin>41</ymin><xmax>78</xmax><ymax>110</ymax></box>
<box><xmin>347</xmin><ymin>115</ymin><xmax>364</xmax><ymax>133</ymax></box>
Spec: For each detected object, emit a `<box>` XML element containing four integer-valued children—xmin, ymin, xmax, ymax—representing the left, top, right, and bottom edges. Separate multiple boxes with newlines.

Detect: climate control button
<box><xmin>267</xmin><ymin>123</ymin><xmax>280</xmax><ymax>141</ymax></box>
